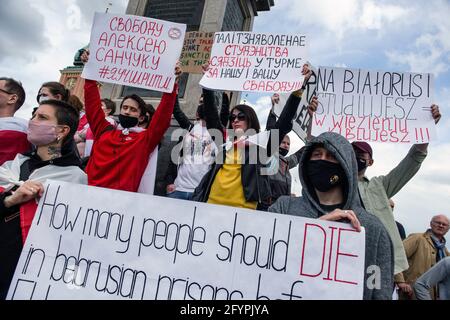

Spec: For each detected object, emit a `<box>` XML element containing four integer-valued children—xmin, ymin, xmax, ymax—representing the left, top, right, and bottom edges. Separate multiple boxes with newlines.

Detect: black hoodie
<box><xmin>269</xmin><ymin>132</ymin><xmax>394</xmax><ymax>300</ymax></box>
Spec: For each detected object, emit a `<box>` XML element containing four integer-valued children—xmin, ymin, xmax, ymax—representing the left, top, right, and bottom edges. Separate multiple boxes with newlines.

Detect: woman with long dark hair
<box><xmin>192</xmin><ymin>67</ymin><xmax>312</xmax><ymax>210</ymax></box>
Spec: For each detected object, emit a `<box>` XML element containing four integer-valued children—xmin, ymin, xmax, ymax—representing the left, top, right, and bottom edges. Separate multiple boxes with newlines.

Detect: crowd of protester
<box><xmin>0</xmin><ymin>48</ymin><xmax>448</xmax><ymax>300</ymax></box>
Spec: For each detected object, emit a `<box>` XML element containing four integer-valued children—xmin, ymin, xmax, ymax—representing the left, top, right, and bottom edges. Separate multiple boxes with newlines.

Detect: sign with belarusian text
<box><xmin>312</xmin><ymin>67</ymin><xmax>435</xmax><ymax>143</ymax></box>
<box><xmin>200</xmin><ymin>32</ymin><xmax>308</xmax><ymax>93</ymax></box>
<box><xmin>8</xmin><ymin>180</ymin><xmax>365</xmax><ymax>300</ymax></box>
<box><xmin>81</xmin><ymin>12</ymin><xmax>186</xmax><ymax>93</ymax></box>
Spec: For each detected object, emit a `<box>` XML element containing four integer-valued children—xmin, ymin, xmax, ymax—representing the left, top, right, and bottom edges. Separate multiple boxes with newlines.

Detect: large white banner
<box><xmin>312</xmin><ymin>67</ymin><xmax>435</xmax><ymax>144</ymax></box>
<box><xmin>8</xmin><ymin>180</ymin><xmax>365</xmax><ymax>300</ymax></box>
<box><xmin>82</xmin><ymin>13</ymin><xmax>186</xmax><ymax>93</ymax></box>
<box><xmin>200</xmin><ymin>32</ymin><xmax>308</xmax><ymax>93</ymax></box>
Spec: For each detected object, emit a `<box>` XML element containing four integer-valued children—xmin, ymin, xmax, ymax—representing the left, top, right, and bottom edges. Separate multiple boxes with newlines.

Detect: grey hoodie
<box><xmin>269</xmin><ymin>132</ymin><xmax>394</xmax><ymax>300</ymax></box>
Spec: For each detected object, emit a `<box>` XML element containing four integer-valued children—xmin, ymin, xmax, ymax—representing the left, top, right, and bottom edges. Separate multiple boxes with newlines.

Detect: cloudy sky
<box><xmin>0</xmin><ymin>0</ymin><xmax>449</xmax><ymax>236</ymax></box>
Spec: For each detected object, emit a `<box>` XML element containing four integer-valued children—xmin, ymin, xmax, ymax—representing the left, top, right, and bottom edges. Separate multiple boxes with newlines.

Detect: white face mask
<box><xmin>38</xmin><ymin>95</ymin><xmax>51</xmax><ymax>103</ymax></box>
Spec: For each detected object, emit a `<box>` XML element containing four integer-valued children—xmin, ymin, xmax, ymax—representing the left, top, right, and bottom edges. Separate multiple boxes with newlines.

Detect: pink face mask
<box><xmin>27</xmin><ymin>121</ymin><xmax>58</xmax><ymax>146</ymax></box>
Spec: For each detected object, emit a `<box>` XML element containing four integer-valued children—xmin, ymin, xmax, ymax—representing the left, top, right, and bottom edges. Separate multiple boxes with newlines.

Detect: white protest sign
<box><xmin>200</xmin><ymin>32</ymin><xmax>308</xmax><ymax>93</ymax></box>
<box><xmin>81</xmin><ymin>12</ymin><xmax>186</xmax><ymax>93</ymax></box>
<box><xmin>8</xmin><ymin>180</ymin><xmax>365</xmax><ymax>300</ymax></box>
<box><xmin>312</xmin><ymin>67</ymin><xmax>435</xmax><ymax>144</ymax></box>
<box><xmin>273</xmin><ymin>66</ymin><xmax>318</xmax><ymax>142</ymax></box>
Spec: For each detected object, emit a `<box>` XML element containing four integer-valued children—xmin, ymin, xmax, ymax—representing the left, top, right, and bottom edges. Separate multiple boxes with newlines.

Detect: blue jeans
<box><xmin>166</xmin><ymin>190</ymin><xmax>193</xmax><ymax>201</ymax></box>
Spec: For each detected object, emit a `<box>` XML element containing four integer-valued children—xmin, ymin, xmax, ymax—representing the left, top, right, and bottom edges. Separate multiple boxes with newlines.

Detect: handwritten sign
<box><xmin>180</xmin><ymin>31</ymin><xmax>214</xmax><ymax>74</ymax></box>
<box><xmin>8</xmin><ymin>180</ymin><xmax>365</xmax><ymax>300</ymax></box>
<box><xmin>82</xmin><ymin>13</ymin><xmax>186</xmax><ymax>93</ymax></box>
<box><xmin>312</xmin><ymin>67</ymin><xmax>435</xmax><ymax>144</ymax></box>
<box><xmin>200</xmin><ymin>32</ymin><xmax>308</xmax><ymax>93</ymax></box>
<box><xmin>273</xmin><ymin>66</ymin><xmax>318</xmax><ymax>142</ymax></box>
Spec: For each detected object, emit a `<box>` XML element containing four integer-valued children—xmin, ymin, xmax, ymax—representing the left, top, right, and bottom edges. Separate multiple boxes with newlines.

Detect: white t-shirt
<box><xmin>174</xmin><ymin>122</ymin><xmax>217</xmax><ymax>192</ymax></box>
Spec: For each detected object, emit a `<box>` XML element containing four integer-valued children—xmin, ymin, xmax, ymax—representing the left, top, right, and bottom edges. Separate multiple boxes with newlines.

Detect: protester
<box><xmin>265</xmin><ymin>92</ymin><xmax>318</xmax><ymax>203</ymax></box>
<box><xmin>0</xmin><ymin>77</ymin><xmax>29</xmax><ymax>165</ymax></box>
<box><xmin>0</xmin><ymin>99</ymin><xmax>87</xmax><ymax>299</ymax></box>
<box><xmin>396</xmin><ymin>214</ymin><xmax>450</xmax><ymax>299</ymax></box>
<box><xmin>138</xmin><ymin>103</ymin><xmax>155</xmax><ymax>129</ymax></box>
<box><xmin>269</xmin><ymin>131</ymin><xmax>394</xmax><ymax>299</ymax></box>
<box><xmin>76</xmin><ymin>98</ymin><xmax>117</xmax><ymax>159</ymax></box>
<box><xmin>165</xmin><ymin>90</ymin><xmax>229</xmax><ymax>200</ymax></box>
<box><xmin>192</xmin><ymin>66</ymin><xmax>312</xmax><ymax>210</ymax></box>
<box><xmin>80</xmin><ymin>50</ymin><xmax>179</xmax><ymax>192</ymax></box>
<box><xmin>352</xmin><ymin>104</ymin><xmax>442</xmax><ymax>276</ymax></box>
<box><xmin>37</xmin><ymin>81</ymin><xmax>70</xmax><ymax>103</ymax></box>
<box><xmin>414</xmin><ymin>256</ymin><xmax>450</xmax><ymax>300</ymax></box>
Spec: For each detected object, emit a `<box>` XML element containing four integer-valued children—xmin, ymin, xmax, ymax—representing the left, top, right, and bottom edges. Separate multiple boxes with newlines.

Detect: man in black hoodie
<box><xmin>269</xmin><ymin>131</ymin><xmax>394</xmax><ymax>299</ymax></box>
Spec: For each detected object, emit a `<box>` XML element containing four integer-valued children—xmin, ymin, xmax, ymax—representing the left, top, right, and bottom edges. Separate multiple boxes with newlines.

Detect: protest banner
<box><xmin>312</xmin><ymin>67</ymin><xmax>435</xmax><ymax>144</ymax></box>
<box><xmin>199</xmin><ymin>32</ymin><xmax>308</xmax><ymax>93</ymax></box>
<box><xmin>180</xmin><ymin>31</ymin><xmax>214</xmax><ymax>74</ymax></box>
<box><xmin>8</xmin><ymin>180</ymin><xmax>366</xmax><ymax>300</ymax></box>
<box><xmin>273</xmin><ymin>65</ymin><xmax>318</xmax><ymax>142</ymax></box>
<box><xmin>81</xmin><ymin>12</ymin><xmax>186</xmax><ymax>93</ymax></box>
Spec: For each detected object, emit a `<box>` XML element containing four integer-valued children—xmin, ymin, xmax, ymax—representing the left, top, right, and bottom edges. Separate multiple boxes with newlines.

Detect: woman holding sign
<box><xmin>192</xmin><ymin>66</ymin><xmax>312</xmax><ymax>210</ymax></box>
<box><xmin>80</xmin><ymin>50</ymin><xmax>180</xmax><ymax>192</ymax></box>
<box><xmin>0</xmin><ymin>99</ymin><xmax>87</xmax><ymax>299</ymax></box>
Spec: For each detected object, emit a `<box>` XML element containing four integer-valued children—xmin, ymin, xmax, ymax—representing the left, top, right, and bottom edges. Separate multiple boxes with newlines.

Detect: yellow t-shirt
<box><xmin>207</xmin><ymin>147</ymin><xmax>258</xmax><ymax>209</ymax></box>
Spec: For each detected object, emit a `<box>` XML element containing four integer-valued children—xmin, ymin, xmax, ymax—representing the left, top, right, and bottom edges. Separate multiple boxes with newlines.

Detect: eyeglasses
<box><xmin>229</xmin><ymin>112</ymin><xmax>246</xmax><ymax>122</ymax></box>
<box><xmin>0</xmin><ymin>88</ymin><xmax>13</xmax><ymax>95</ymax></box>
<box><xmin>432</xmin><ymin>221</ymin><xmax>449</xmax><ymax>227</ymax></box>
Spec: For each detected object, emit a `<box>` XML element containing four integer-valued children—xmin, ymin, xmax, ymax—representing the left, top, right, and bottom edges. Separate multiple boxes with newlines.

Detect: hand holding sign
<box><xmin>308</xmin><ymin>96</ymin><xmax>318</xmax><ymax>116</ymax></box>
<box><xmin>319</xmin><ymin>209</ymin><xmax>362</xmax><ymax>232</ymax></box>
<box><xmin>81</xmin><ymin>13</ymin><xmax>186</xmax><ymax>93</ymax></box>
<box><xmin>431</xmin><ymin>104</ymin><xmax>441</xmax><ymax>124</ymax></box>
<box><xmin>4</xmin><ymin>181</ymin><xmax>45</xmax><ymax>208</ymax></box>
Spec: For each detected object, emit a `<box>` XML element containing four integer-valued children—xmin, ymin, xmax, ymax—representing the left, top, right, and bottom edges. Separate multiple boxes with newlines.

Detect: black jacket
<box><xmin>192</xmin><ymin>93</ymin><xmax>302</xmax><ymax>209</ymax></box>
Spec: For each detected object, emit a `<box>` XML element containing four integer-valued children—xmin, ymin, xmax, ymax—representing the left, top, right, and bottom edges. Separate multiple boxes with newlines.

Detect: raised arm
<box><xmin>381</xmin><ymin>144</ymin><xmax>427</xmax><ymax>198</ymax></box>
<box><xmin>266</xmin><ymin>93</ymin><xmax>280</xmax><ymax>130</ymax></box>
<box><xmin>81</xmin><ymin>50</ymin><xmax>113</xmax><ymax>139</ymax></box>
<box><xmin>220</xmin><ymin>92</ymin><xmax>231</xmax><ymax>128</ymax></box>
<box><xmin>144</xmin><ymin>84</ymin><xmax>178</xmax><ymax>150</ymax></box>
<box><xmin>172</xmin><ymin>94</ymin><xmax>193</xmax><ymax>130</ymax></box>
<box><xmin>84</xmin><ymin>80</ymin><xmax>113</xmax><ymax>139</ymax></box>
<box><xmin>414</xmin><ymin>104</ymin><xmax>441</xmax><ymax>153</ymax></box>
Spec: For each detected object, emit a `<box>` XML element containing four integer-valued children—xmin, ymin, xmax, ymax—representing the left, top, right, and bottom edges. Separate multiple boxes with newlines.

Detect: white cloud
<box><xmin>385</xmin><ymin>0</ymin><xmax>450</xmax><ymax>76</ymax></box>
<box><xmin>1</xmin><ymin>0</ymin><xmax>128</xmax><ymax>120</ymax></box>
<box><xmin>359</xmin><ymin>1</ymin><xmax>408</xmax><ymax>30</ymax></box>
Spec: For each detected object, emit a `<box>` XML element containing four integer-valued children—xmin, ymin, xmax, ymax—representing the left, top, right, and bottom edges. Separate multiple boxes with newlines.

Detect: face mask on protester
<box><xmin>307</xmin><ymin>159</ymin><xmax>346</xmax><ymax>192</ymax></box>
<box><xmin>38</xmin><ymin>95</ymin><xmax>51</xmax><ymax>103</ymax></box>
<box><xmin>27</xmin><ymin>121</ymin><xmax>58</xmax><ymax>146</ymax></box>
<box><xmin>279</xmin><ymin>147</ymin><xmax>289</xmax><ymax>157</ymax></box>
<box><xmin>118</xmin><ymin>114</ymin><xmax>139</xmax><ymax>128</ymax></box>
<box><xmin>356</xmin><ymin>157</ymin><xmax>368</xmax><ymax>172</ymax></box>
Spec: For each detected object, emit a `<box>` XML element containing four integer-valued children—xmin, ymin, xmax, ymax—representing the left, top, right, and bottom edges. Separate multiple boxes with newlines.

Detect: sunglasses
<box><xmin>229</xmin><ymin>112</ymin><xmax>246</xmax><ymax>122</ymax></box>
<box><xmin>0</xmin><ymin>88</ymin><xmax>13</xmax><ymax>95</ymax></box>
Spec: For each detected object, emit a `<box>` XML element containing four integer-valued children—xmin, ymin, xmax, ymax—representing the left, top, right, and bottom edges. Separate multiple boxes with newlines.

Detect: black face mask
<box><xmin>307</xmin><ymin>160</ymin><xmax>346</xmax><ymax>192</ymax></box>
<box><xmin>356</xmin><ymin>157</ymin><xmax>368</xmax><ymax>172</ymax></box>
<box><xmin>118</xmin><ymin>114</ymin><xmax>139</xmax><ymax>128</ymax></box>
<box><xmin>279</xmin><ymin>147</ymin><xmax>289</xmax><ymax>157</ymax></box>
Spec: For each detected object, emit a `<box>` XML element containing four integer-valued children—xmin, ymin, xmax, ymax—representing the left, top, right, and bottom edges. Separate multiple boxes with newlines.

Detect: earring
<box><xmin>57</xmin><ymin>136</ymin><xmax>61</xmax><ymax>142</ymax></box>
